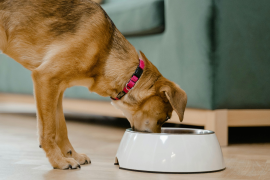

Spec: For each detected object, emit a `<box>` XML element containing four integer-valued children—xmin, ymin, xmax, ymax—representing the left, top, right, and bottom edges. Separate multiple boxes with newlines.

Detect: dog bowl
<box><xmin>114</xmin><ymin>128</ymin><xmax>225</xmax><ymax>173</ymax></box>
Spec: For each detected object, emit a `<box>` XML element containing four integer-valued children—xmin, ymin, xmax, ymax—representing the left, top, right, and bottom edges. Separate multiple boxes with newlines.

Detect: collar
<box><xmin>110</xmin><ymin>59</ymin><xmax>145</xmax><ymax>100</ymax></box>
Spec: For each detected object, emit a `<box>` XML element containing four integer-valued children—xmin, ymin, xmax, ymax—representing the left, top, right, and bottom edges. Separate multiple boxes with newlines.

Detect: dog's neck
<box><xmin>124</xmin><ymin>58</ymin><xmax>161</xmax><ymax>106</ymax></box>
<box><xmin>110</xmin><ymin>52</ymin><xmax>161</xmax><ymax>126</ymax></box>
<box><xmin>102</xmin><ymin>30</ymin><xmax>161</xmax><ymax>107</ymax></box>
<box><xmin>110</xmin><ymin>53</ymin><xmax>161</xmax><ymax>107</ymax></box>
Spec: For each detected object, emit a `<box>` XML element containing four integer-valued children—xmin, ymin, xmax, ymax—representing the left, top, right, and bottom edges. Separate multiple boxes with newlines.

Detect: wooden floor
<box><xmin>0</xmin><ymin>114</ymin><xmax>270</xmax><ymax>180</ymax></box>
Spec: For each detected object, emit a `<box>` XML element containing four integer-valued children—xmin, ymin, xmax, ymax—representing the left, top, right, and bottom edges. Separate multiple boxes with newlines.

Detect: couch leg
<box><xmin>205</xmin><ymin>109</ymin><xmax>228</xmax><ymax>146</ymax></box>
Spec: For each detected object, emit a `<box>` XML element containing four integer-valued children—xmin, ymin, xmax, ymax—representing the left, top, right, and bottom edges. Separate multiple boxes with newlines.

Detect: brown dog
<box><xmin>0</xmin><ymin>0</ymin><xmax>187</xmax><ymax>169</ymax></box>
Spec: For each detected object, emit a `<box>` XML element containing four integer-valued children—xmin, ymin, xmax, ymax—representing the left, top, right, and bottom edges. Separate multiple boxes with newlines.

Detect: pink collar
<box><xmin>111</xmin><ymin>59</ymin><xmax>145</xmax><ymax>100</ymax></box>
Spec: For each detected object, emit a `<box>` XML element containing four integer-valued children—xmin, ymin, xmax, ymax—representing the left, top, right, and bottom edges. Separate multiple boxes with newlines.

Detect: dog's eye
<box><xmin>161</xmin><ymin>116</ymin><xmax>170</xmax><ymax>124</ymax></box>
<box><xmin>158</xmin><ymin>116</ymin><xmax>170</xmax><ymax>125</ymax></box>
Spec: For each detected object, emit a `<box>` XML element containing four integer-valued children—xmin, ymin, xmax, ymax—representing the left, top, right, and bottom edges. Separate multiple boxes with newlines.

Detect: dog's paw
<box><xmin>53</xmin><ymin>157</ymin><xmax>81</xmax><ymax>170</ymax></box>
<box><xmin>73</xmin><ymin>153</ymin><xmax>91</xmax><ymax>165</ymax></box>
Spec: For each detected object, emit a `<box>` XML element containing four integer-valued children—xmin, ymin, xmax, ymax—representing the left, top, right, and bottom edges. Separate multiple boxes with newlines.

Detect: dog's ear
<box><xmin>139</xmin><ymin>50</ymin><xmax>144</xmax><ymax>60</ymax></box>
<box><xmin>156</xmin><ymin>79</ymin><xmax>187</xmax><ymax>122</ymax></box>
<box><xmin>139</xmin><ymin>51</ymin><xmax>149</xmax><ymax>62</ymax></box>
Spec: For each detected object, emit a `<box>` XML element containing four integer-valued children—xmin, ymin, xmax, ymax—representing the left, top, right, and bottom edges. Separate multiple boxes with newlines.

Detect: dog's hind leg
<box><xmin>32</xmin><ymin>69</ymin><xmax>80</xmax><ymax>169</ymax></box>
<box><xmin>55</xmin><ymin>92</ymin><xmax>91</xmax><ymax>165</ymax></box>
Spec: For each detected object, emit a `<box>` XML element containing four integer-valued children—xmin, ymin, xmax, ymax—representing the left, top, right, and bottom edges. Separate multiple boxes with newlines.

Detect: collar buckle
<box><xmin>125</xmin><ymin>82</ymin><xmax>134</xmax><ymax>91</ymax></box>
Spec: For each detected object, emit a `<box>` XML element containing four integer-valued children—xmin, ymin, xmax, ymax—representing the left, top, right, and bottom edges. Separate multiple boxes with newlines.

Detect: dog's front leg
<box><xmin>32</xmin><ymin>71</ymin><xmax>80</xmax><ymax>169</ymax></box>
<box><xmin>56</xmin><ymin>92</ymin><xmax>91</xmax><ymax>165</ymax></box>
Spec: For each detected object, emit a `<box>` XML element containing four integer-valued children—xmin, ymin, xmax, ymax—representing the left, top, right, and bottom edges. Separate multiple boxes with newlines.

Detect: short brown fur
<box><xmin>0</xmin><ymin>0</ymin><xmax>187</xmax><ymax>169</ymax></box>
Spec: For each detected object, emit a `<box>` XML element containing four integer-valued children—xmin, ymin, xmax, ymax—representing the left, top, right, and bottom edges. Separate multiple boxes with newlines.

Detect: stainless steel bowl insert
<box><xmin>126</xmin><ymin>128</ymin><xmax>214</xmax><ymax>135</ymax></box>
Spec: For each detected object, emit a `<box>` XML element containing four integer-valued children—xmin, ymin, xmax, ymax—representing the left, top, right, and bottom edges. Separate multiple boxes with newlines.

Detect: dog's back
<box><xmin>0</xmin><ymin>0</ymin><xmax>120</xmax><ymax>70</ymax></box>
<box><xmin>0</xmin><ymin>0</ymin><xmax>104</xmax><ymax>35</ymax></box>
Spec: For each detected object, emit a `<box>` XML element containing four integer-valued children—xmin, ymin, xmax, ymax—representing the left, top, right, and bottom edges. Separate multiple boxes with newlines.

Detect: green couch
<box><xmin>1</xmin><ymin>0</ymin><xmax>270</xmax><ymax>110</ymax></box>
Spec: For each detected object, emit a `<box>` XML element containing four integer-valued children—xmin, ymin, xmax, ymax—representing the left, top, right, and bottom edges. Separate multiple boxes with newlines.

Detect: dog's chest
<box><xmin>111</xmin><ymin>101</ymin><xmax>133</xmax><ymax>121</ymax></box>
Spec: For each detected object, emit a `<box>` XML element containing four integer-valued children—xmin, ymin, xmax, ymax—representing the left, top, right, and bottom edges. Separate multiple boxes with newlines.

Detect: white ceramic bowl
<box><xmin>115</xmin><ymin>128</ymin><xmax>225</xmax><ymax>173</ymax></box>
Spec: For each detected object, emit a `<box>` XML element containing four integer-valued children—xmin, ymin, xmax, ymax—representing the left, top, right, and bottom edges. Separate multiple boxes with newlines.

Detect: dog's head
<box><xmin>112</xmin><ymin>52</ymin><xmax>187</xmax><ymax>133</ymax></box>
<box><xmin>131</xmin><ymin>78</ymin><xmax>187</xmax><ymax>133</ymax></box>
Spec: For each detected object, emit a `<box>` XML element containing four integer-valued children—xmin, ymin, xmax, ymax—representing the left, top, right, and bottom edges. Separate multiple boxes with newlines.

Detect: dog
<box><xmin>0</xmin><ymin>0</ymin><xmax>187</xmax><ymax>169</ymax></box>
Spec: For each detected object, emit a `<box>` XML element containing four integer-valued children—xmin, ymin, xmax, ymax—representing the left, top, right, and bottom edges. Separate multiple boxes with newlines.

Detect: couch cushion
<box><xmin>214</xmin><ymin>0</ymin><xmax>270</xmax><ymax>109</ymax></box>
<box><xmin>101</xmin><ymin>0</ymin><xmax>164</xmax><ymax>36</ymax></box>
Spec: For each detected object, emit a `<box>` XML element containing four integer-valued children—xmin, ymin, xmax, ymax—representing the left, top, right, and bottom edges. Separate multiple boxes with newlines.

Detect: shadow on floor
<box><xmin>228</xmin><ymin>126</ymin><xmax>270</xmax><ymax>144</ymax></box>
